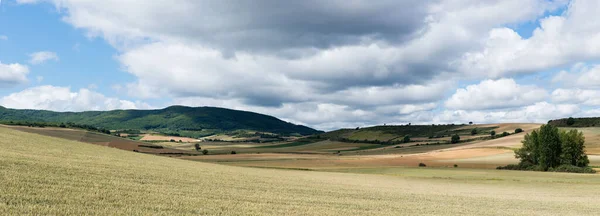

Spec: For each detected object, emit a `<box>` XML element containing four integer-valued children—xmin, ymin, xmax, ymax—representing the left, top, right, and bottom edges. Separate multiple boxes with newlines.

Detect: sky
<box><xmin>1</xmin><ymin>0</ymin><xmax>600</xmax><ymax>131</ymax></box>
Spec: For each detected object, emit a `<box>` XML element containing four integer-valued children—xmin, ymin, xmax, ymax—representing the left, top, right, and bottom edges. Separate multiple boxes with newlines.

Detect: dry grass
<box><xmin>2</xmin><ymin>127</ymin><xmax>600</xmax><ymax>215</ymax></box>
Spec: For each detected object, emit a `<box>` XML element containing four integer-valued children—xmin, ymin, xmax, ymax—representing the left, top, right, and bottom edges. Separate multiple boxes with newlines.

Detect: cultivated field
<box><xmin>2</xmin><ymin>126</ymin><xmax>600</xmax><ymax>215</ymax></box>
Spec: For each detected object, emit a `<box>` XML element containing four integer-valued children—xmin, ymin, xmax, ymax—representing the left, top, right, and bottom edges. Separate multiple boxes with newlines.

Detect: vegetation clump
<box><xmin>515</xmin><ymin>128</ymin><xmax>523</xmax><ymax>133</ymax></box>
<box><xmin>471</xmin><ymin>128</ymin><xmax>477</xmax><ymax>135</ymax></box>
<box><xmin>490</xmin><ymin>130</ymin><xmax>496</xmax><ymax>138</ymax></box>
<box><xmin>498</xmin><ymin>124</ymin><xmax>595</xmax><ymax>173</ymax></box>
<box><xmin>418</xmin><ymin>163</ymin><xmax>427</xmax><ymax>167</ymax></box>
<box><xmin>451</xmin><ymin>134</ymin><xmax>460</xmax><ymax>144</ymax></box>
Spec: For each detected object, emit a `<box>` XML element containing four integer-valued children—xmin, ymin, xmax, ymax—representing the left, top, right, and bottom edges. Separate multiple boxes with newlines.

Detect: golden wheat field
<box><xmin>1</xmin><ymin>127</ymin><xmax>600</xmax><ymax>215</ymax></box>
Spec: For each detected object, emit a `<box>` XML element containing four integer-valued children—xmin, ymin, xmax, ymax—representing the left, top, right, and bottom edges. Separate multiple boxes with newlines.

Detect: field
<box><xmin>2</xmin><ymin>126</ymin><xmax>600</xmax><ymax>215</ymax></box>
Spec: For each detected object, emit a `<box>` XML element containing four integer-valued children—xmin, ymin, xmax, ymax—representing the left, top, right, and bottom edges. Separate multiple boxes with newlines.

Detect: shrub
<box><xmin>170</xmin><ymin>139</ymin><xmax>175</xmax><ymax>142</ymax></box>
<box><xmin>490</xmin><ymin>130</ymin><xmax>496</xmax><ymax>137</ymax></box>
<box><xmin>202</xmin><ymin>149</ymin><xmax>208</xmax><ymax>155</ymax></box>
<box><xmin>515</xmin><ymin>128</ymin><xmax>523</xmax><ymax>133</ymax></box>
<box><xmin>451</xmin><ymin>134</ymin><xmax>460</xmax><ymax>144</ymax></box>
<box><xmin>453</xmin><ymin>164</ymin><xmax>458</xmax><ymax>168</ymax></box>
<box><xmin>403</xmin><ymin>135</ymin><xmax>410</xmax><ymax>143</ymax></box>
<box><xmin>231</xmin><ymin>151</ymin><xmax>237</xmax><ymax>155</ymax></box>
<box><xmin>418</xmin><ymin>163</ymin><xmax>427</xmax><ymax>167</ymax></box>
<box><xmin>471</xmin><ymin>128</ymin><xmax>477</xmax><ymax>135</ymax></box>
<box><xmin>194</xmin><ymin>143</ymin><xmax>201</xmax><ymax>151</ymax></box>
<box><xmin>551</xmin><ymin>165</ymin><xmax>596</xmax><ymax>174</ymax></box>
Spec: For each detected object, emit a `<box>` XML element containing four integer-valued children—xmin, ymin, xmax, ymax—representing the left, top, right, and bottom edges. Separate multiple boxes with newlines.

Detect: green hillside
<box><xmin>0</xmin><ymin>106</ymin><xmax>320</xmax><ymax>136</ymax></box>
<box><xmin>549</xmin><ymin>117</ymin><xmax>600</xmax><ymax>127</ymax></box>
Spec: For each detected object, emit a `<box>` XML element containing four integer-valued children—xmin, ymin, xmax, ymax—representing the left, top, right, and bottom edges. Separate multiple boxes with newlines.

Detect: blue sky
<box><xmin>1</xmin><ymin>0</ymin><xmax>600</xmax><ymax>131</ymax></box>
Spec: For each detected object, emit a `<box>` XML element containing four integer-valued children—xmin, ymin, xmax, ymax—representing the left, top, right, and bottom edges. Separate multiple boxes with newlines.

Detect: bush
<box><xmin>403</xmin><ymin>135</ymin><xmax>410</xmax><ymax>143</ymax></box>
<box><xmin>515</xmin><ymin>128</ymin><xmax>523</xmax><ymax>133</ymax></box>
<box><xmin>202</xmin><ymin>149</ymin><xmax>208</xmax><ymax>155</ymax></box>
<box><xmin>418</xmin><ymin>163</ymin><xmax>427</xmax><ymax>167</ymax></box>
<box><xmin>471</xmin><ymin>128</ymin><xmax>477</xmax><ymax>135</ymax></box>
<box><xmin>194</xmin><ymin>143</ymin><xmax>201</xmax><ymax>151</ymax></box>
<box><xmin>490</xmin><ymin>130</ymin><xmax>496</xmax><ymax>137</ymax></box>
<box><xmin>231</xmin><ymin>151</ymin><xmax>237</xmax><ymax>155</ymax></box>
<box><xmin>453</xmin><ymin>164</ymin><xmax>458</xmax><ymax>168</ymax></box>
<box><xmin>451</xmin><ymin>134</ymin><xmax>460</xmax><ymax>144</ymax></box>
<box><xmin>550</xmin><ymin>165</ymin><xmax>596</xmax><ymax>173</ymax></box>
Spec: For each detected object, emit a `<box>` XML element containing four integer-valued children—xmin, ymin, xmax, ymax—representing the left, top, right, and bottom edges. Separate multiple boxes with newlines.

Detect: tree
<box><xmin>231</xmin><ymin>151</ymin><xmax>237</xmax><ymax>154</ymax></box>
<box><xmin>469</xmin><ymin>121</ymin><xmax>473</xmax><ymax>125</ymax></box>
<box><xmin>403</xmin><ymin>135</ymin><xmax>410</xmax><ymax>143</ymax></box>
<box><xmin>515</xmin><ymin>128</ymin><xmax>524</xmax><ymax>133</ymax></box>
<box><xmin>451</xmin><ymin>134</ymin><xmax>460</xmax><ymax>144</ymax></box>
<box><xmin>513</xmin><ymin>124</ymin><xmax>590</xmax><ymax>171</ymax></box>
<box><xmin>194</xmin><ymin>143</ymin><xmax>201</xmax><ymax>151</ymax></box>
<box><xmin>202</xmin><ymin>149</ymin><xmax>209</xmax><ymax>155</ymax></box>
<box><xmin>490</xmin><ymin>130</ymin><xmax>496</xmax><ymax>137</ymax></box>
<box><xmin>471</xmin><ymin>128</ymin><xmax>477</xmax><ymax>135</ymax></box>
<box><xmin>502</xmin><ymin>132</ymin><xmax>509</xmax><ymax>137</ymax></box>
<box><xmin>538</xmin><ymin>124</ymin><xmax>562</xmax><ymax>170</ymax></box>
<box><xmin>567</xmin><ymin>117</ymin><xmax>575</xmax><ymax>126</ymax></box>
<box><xmin>559</xmin><ymin>130</ymin><xmax>589</xmax><ymax>167</ymax></box>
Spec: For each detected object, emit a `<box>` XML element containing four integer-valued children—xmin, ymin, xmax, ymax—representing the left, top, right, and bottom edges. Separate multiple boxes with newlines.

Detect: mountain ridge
<box><xmin>0</xmin><ymin>105</ymin><xmax>321</xmax><ymax>136</ymax></box>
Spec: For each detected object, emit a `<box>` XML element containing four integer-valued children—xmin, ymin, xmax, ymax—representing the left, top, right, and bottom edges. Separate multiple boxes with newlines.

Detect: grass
<box><xmin>2</xmin><ymin>127</ymin><xmax>600</xmax><ymax>215</ymax></box>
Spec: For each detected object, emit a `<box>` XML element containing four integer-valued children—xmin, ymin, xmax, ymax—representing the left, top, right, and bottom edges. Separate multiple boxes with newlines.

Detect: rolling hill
<box><xmin>0</xmin><ymin>106</ymin><xmax>320</xmax><ymax>136</ymax></box>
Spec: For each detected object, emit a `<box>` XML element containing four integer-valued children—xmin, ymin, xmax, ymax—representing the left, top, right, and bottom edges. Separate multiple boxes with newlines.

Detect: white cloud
<box><xmin>0</xmin><ymin>85</ymin><xmax>152</xmax><ymax>112</ymax></box>
<box><xmin>0</xmin><ymin>61</ymin><xmax>29</xmax><ymax>87</ymax></box>
<box><xmin>445</xmin><ymin>79</ymin><xmax>548</xmax><ymax>110</ymax></box>
<box><xmin>552</xmin><ymin>88</ymin><xmax>600</xmax><ymax>105</ymax></box>
<box><xmin>458</xmin><ymin>0</ymin><xmax>600</xmax><ymax>77</ymax></box>
<box><xmin>0</xmin><ymin>35</ymin><xmax>7</xmax><ymax>40</ymax></box>
<box><xmin>29</xmin><ymin>51</ymin><xmax>59</xmax><ymax>65</ymax></box>
<box><xmin>435</xmin><ymin>102</ymin><xmax>579</xmax><ymax>124</ymax></box>
<box><xmin>552</xmin><ymin>63</ymin><xmax>600</xmax><ymax>88</ymax></box>
<box><xmin>22</xmin><ymin>0</ymin><xmax>600</xmax><ymax>129</ymax></box>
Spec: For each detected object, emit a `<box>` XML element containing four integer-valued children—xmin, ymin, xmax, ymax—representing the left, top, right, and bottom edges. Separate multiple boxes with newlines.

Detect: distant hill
<box><xmin>548</xmin><ymin>117</ymin><xmax>600</xmax><ymax>127</ymax></box>
<box><xmin>0</xmin><ymin>106</ymin><xmax>321</xmax><ymax>136</ymax></box>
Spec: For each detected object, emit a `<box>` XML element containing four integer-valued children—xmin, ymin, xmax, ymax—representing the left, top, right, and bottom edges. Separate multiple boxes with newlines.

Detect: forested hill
<box><xmin>548</xmin><ymin>117</ymin><xmax>600</xmax><ymax>127</ymax></box>
<box><xmin>0</xmin><ymin>106</ymin><xmax>321</xmax><ymax>136</ymax></box>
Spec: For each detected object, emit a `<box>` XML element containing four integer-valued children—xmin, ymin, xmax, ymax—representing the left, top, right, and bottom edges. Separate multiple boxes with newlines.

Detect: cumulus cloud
<box><xmin>445</xmin><ymin>79</ymin><xmax>548</xmax><ymax>110</ymax></box>
<box><xmin>552</xmin><ymin>63</ymin><xmax>600</xmax><ymax>88</ymax></box>
<box><xmin>457</xmin><ymin>0</ymin><xmax>600</xmax><ymax>77</ymax></box>
<box><xmin>435</xmin><ymin>102</ymin><xmax>579</xmax><ymax>124</ymax></box>
<box><xmin>552</xmin><ymin>89</ymin><xmax>600</xmax><ymax>106</ymax></box>
<box><xmin>0</xmin><ymin>85</ymin><xmax>152</xmax><ymax>112</ymax></box>
<box><xmin>0</xmin><ymin>61</ymin><xmax>29</xmax><ymax>87</ymax></box>
<box><xmin>19</xmin><ymin>0</ymin><xmax>600</xmax><ymax>129</ymax></box>
<box><xmin>29</xmin><ymin>51</ymin><xmax>59</xmax><ymax>65</ymax></box>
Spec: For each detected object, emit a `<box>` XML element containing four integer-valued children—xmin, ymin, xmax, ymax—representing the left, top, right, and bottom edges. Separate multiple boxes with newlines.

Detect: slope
<box><xmin>2</xmin><ymin>127</ymin><xmax>600</xmax><ymax>215</ymax></box>
<box><xmin>0</xmin><ymin>105</ymin><xmax>320</xmax><ymax>136</ymax></box>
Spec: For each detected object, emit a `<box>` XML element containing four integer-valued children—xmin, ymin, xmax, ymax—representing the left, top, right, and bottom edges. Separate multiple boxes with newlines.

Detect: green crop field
<box><xmin>2</xmin><ymin>126</ymin><xmax>600</xmax><ymax>215</ymax></box>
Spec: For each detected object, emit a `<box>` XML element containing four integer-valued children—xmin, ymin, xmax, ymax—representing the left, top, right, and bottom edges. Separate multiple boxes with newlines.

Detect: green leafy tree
<box><xmin>567</xmin><ymin>117</ymin><xmax>575</xmax><ymax>126</ymax></box>
<box><xmin>515</xmin><ymin>128</ymin><xmax>523</xmax><ymax>133</ymax></box>
<box><xmin>471</xmin><ymin>128</ymin><xmax>477</xmax><ymax>135</ymax></box>
<box><xmin>202</xmin><ymin>149</ymin><xmax>209</xmax><ymax>155</ymax></box>
<box><xmin>538</xmin><ymin>124</ymin><xmax>562</xmax><ymax>170</ymax></box>
<box><xmin>403</xmin><ymin>135</ymin><xmax>410</xmax><ymax>143</ymax></box>
<box><xmin>490</xmin><ymin>130</ymin><xmax>496</xmax><ymax>137</ymax></box>
<box><xmin>451</xmin><ymin>134</ymin><xmax>460</xmax><ymax>144</ymax></box>
<box><xmin>559</xmin><ymin>130</ymin><xmax>589</xmax><ymax>167</ymax></box>
<box><xmin>194</xmin><ymin>143</ymin><xmax>201</xmax><ymax>151</ymax></box>
<box><xmin>515</xmin><ymin>130</ymin><xmax>540</xmax><ymax>165</ymax></box>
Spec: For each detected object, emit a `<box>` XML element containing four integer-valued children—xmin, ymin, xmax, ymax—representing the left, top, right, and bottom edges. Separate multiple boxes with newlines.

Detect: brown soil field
<box><xmin>2</xmin><ymin>125</ymin><xmax>199</xmax><ymax>156</ymax></box>
<box><xmin>141</xmin><ymin>134</ymin><xmax>200</xmax><ymax>142</ymax></box>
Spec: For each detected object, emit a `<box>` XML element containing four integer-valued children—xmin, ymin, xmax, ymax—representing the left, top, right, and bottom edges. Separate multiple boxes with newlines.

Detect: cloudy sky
<box><xmin>1</xmin><ymin>0</ymin><xmax>599</xmax><ymax>130</ymax></box>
